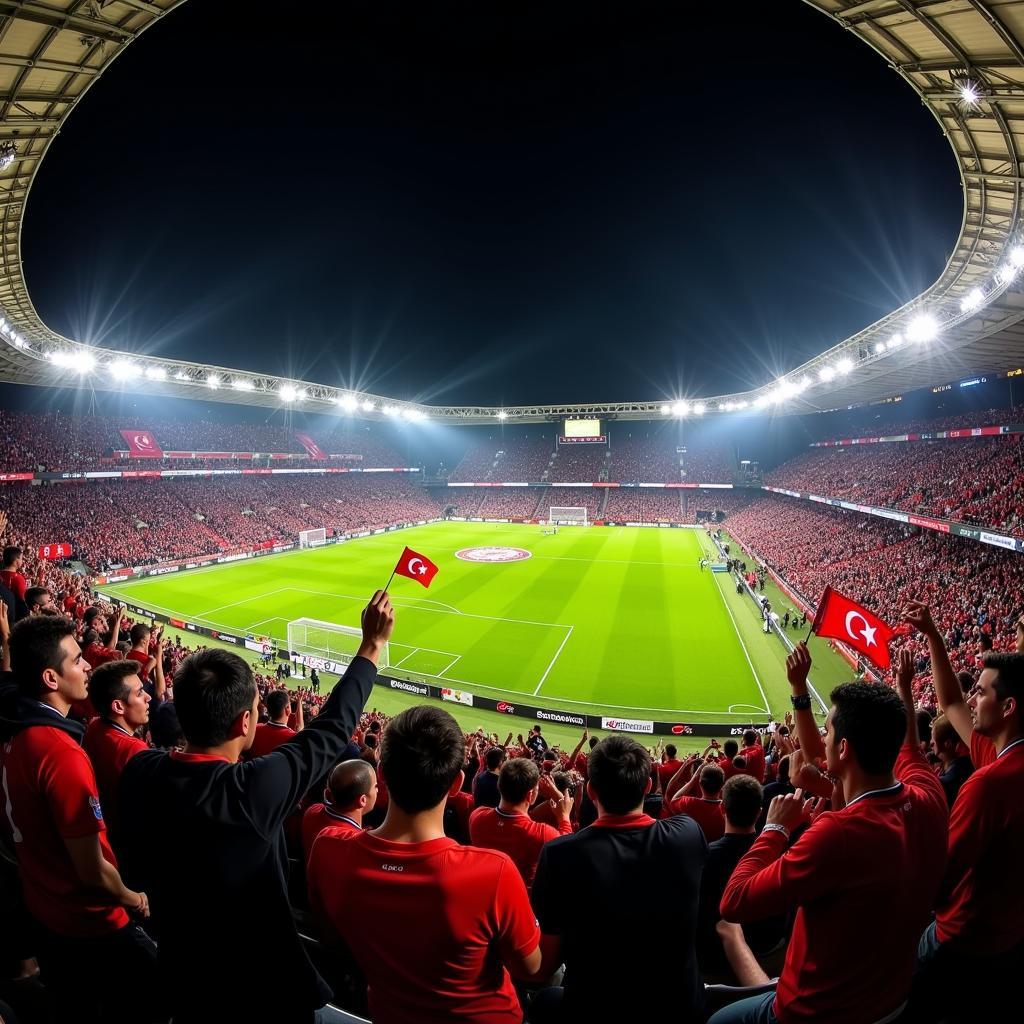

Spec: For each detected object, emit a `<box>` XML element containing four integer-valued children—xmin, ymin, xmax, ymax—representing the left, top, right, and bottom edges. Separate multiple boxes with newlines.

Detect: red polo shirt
<box><xmin>308</xmin><ymin>830</ymin><xmax>539</xmax><ymax>1024</ymax></box>
<box><xmin>245</xmin><ymin>721</ymin><xmax>295</xmax><ymax>760</ymax></box>
<box><xmin>125</xmin><ymin>648</ymin><xmax>152</xmax><ymax>683</ymax></box>
<box><xmin>657</xmin><ymin>758</ymin><xmax>682</xmax><ymax>788</ymax></box>
<box><xmin>741</xmin><ymin>743</ymin><xmax>766</xmax><ymax>782</ymax></box>
<box><xmin>301</xmin><ymin>802</ymin><xmax>360</xmax><ymax>861</ymax></box>
<box><xmin>82</xmin><ymin>718</ymin><xmax>147</xmax><ymax>848</ymax></box>
<box><xmin>0</xmin><ymin>718</ymin><xmax>129</xmax><ymax>936</ymax></box>
<box><xmin>0</xmin><ymin>568</ymin><xmax>26</xmax><ymax>600</ymax></box>
<box><xmin>936</xmin><ymin>732</ymin><xmax>1024</xmax><ymax>953</ymax></box>
<box><xmin>664</xmin><ymin>795</ymin><xmax>725</xmax><ymax>842</ymax></box>
<box><xmin>721</xmin><ymin>742</ymin><xmax>948</xmax><ymax>1024</ymax></box>
<box><xmin>469</xmin><ymin>806</ymin><xmax>572</xmax><ymax>887</ymax></box>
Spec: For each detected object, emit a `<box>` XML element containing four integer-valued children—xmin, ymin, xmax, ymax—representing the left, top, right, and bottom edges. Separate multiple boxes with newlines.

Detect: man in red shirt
<box><xmin>301</xmin><ymin>758</ymin><xmax>377</xmax><ymax>861</ymax></box>
<box><xmin>83</xmin><ymin>661</ymin><xmax>150</xmax><ymax>856</ymax></box>
<box><xmin>125</xmin><ymin>623</ymin><xmax>156</xmax><ymax>684</ymax></box>
<box><xmin>0</xmin><ymin>544</ymin><xmax>27</xmax><ymax>602</ymax></box>
<box><xmin>81</xmin><ymin>604</ymin><xmax>124</xmax><ymax>671</ymax></box>
<box><xmin>658</xmin><ymin>743</ymin><xmax>683</xmax><ymax>789</ymax></box>
<box><xmin>0</xmin><ymin>616</ymin><xmax>157</xmax><ymax>1024</ymax></box>
<box><xmin>665</xmin><ymin>757</ymin><xmax>726</xmax><ymax>841</ymax></box>
<box><xmin>308</xmin><ymin>705</ymin><xmax>541</xmax><ymax>1023</ymax></box>
<box><xmin>740</xmin><ymin>729</ymin><xmax>766</xmax><ymax>782</ymax></box>
<box><xmin>718</xmin><ymin>739</ymin><xmax>744</xmax><ymax>780</ymax></box>
<box><xmin>710</xmin><ymin>645</ymin><xmax>947</xmax><ymax>1024</ymax></box>
<box><xmin>469</xmin><ymin>757</ymin><xmax>573</xmax><ymax>886</ymax></box>
<box><xmin>245</xmin><ymin>687</ymin><xmax>303</xmax><ymax>759</ymax></box>
<box><xmin>904</xmin><ymin>600</ymin><xmax>1024</xmax><ymax>1018</ymax></box>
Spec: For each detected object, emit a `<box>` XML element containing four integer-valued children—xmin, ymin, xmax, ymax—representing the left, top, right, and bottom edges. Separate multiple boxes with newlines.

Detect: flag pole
<box><xmin>383</xmin><ymin>567</ymin><xmax>397</xmax><ymax>594</ymax></box>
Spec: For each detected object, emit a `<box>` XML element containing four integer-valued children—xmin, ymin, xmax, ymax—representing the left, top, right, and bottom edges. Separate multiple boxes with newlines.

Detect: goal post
<box><xmin>298</xmin><ymin>527</ymin><xmax>327</xmax><ymax>548</ymax></box>
<box><xmin>286</xmin><ymin>617</ymin><xmax>389</xmax><ymax>671</ymax></box>
<box><xmin>549</xmin><ymin>506</ymin><xmax>589</xmax><ymax>526</ymax></box>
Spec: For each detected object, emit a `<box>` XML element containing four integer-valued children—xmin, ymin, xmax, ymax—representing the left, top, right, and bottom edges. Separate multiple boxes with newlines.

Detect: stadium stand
<box><xmin>547</xmin><ymin>444</ymin><xmax>609</xmax><ymax>482</ymax></box>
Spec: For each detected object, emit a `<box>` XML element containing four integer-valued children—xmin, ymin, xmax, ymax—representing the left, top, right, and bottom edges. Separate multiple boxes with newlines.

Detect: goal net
<box><xmin>298</xmin><ymin>527</ymin><xmax>327</xmax><ymax>548</ymax></box>
<box><xmin>286</xmin><ymin>617</ymin><xmax>389</xmax><ymax>671</ymax></box>
<box><xmin>549</xmin><ymin>506</ymin><xmax>589</xmax><ymax>526</ymax></box>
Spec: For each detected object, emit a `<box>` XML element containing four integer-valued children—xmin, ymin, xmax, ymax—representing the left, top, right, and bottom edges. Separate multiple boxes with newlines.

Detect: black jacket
<box><xmin>0</xmin><ymin>677</ymin><xmax>85</xmax><ymax>745</ymax></box>
<box><xmin>119</xmin><ymin>656</ymin><xmax>376</xmax><ymax>1023</ymax></box>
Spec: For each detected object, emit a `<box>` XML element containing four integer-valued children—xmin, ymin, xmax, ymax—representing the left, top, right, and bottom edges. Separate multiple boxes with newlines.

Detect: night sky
<box><xmin>21</xmin><ymin>0</ymin><xmax>963</xmax><ymax>409</ymax></box>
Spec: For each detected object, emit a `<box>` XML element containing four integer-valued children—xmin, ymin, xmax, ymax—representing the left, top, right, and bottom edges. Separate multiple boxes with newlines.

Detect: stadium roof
<box><xmin>1</xmin><ymin>0</ymin><xmax>1024</xmax><ymax>423</ymax></box>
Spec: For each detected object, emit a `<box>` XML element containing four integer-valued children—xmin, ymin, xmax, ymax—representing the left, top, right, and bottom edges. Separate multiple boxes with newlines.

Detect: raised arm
<box><xmin>902</xmin><ymin>600</ymin><xmax>973</xmax><ymax>746</ymax></box>
<box><xmin>786</xmin><ymin>643</ymin><xmax>825</xmax><ymax>763</ymax></box>
<box><xmin>151</xmin><ymin>632</ymin><xmax>166</xmax><ymax>702</ymax></box>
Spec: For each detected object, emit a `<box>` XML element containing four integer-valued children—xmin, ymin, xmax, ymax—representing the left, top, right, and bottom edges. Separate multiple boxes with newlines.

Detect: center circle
<box><xmin>455</xmin><ymin>546</ymin><xmax>533</xmax><ymax>563</ymax></box>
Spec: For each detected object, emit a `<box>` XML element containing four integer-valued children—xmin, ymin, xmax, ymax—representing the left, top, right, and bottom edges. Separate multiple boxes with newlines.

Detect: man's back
<box><xmin>119</xmin><ymin>659</ymin><xmax>374</xmax><ymax>1022</ymax></box>
<box><xmin>308</xmin><ymin>830</ymin><xmax>538</xmax><ymax>1024</ymax></box>
<box><xmin>82</xmin><ymin>717</ymin><xmax>146</xmax><ymax>852</ymax></box>
<box><xmin>469</xmin><ymin>806</ymin><xmax>570</xmax><ymax>886</ymax></box>
<box><xmin>665</xmin><ymin>793</ymin><xmax>725</xmax><ymax>841</ymax></box>
<box><xmin>246</xmin><ymin>720</ymin><xmax>295</xmax><ymax>759</ymax></box>
<box><xmin>531</xmin><ymin>813</ymin><xmax>706</xmax><ymax>1016</ymax></box>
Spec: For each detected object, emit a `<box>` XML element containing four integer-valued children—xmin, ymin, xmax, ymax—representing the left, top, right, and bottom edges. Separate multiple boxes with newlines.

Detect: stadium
<box><xmin>0</xmin><ymin>3</ymin><xmax>1022</xmax><ymax>1024</ymax></box>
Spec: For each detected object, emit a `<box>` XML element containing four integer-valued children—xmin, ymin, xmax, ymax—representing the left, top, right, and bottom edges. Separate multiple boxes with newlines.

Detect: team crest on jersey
<box><xmin>89</xmin><ymin>796</ymin><xmax>104</xmax><ymax>821</ymax></box>
<box><xmin>455</xmin><ymin>546</ymin><xmax>532</xmax><ymax>563</ymax></box>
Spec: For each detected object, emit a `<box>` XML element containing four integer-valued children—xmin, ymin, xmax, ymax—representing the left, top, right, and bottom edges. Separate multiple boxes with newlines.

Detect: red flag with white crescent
<box><xmin>392</xmin><ymin>546</ymin><xmax>439</xmax><ymax>589</ymax></box>
<box><xmin>811</xmin><ymin>586</ymin><xmax>896</xmax><ymax>671</ymax></box>
<box><xmin>119</xmin><ymin>428</ymin><xmax>163</xmax><ymax>458</ymax></box>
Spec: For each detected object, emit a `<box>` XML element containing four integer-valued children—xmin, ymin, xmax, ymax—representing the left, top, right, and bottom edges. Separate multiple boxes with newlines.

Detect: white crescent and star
<box><xmin>845</xmin><ymin>610</ymin><xmax>877</xmax><ymax>647</ymax></box>
<box><xmin>407</xmin><ymin>557</ymin><xmax>428</xmax><ymax>575</ymax></box>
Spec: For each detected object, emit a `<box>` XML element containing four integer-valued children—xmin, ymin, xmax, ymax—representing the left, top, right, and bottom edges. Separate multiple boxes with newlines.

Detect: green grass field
<box><xmin>99</xmin><ymin>522</ymin><xmax>853</xmax><ymax>736</ymax></box>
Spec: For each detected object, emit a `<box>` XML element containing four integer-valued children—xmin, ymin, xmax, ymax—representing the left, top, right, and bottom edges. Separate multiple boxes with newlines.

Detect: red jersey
<box><xmin>718</xmin><ymin>755</ymin><xmax>743</xmax><ymax>781</ymax></box>
<box><xmin>301</xmin><ymin>802</ymin><xmax>359</xmax><ymax>861</ymax></box>
<box><xmin>308</xmin><ymin>831</ymin><xmax>539</xmax><ymax>1024</ymax></box>
<box><xmin>82</xmin><ymin>718</ymin><xmax>147</xmax><ymax>848</ymax></box>
<box><xmin>0</xmin><ymin>720</ymin><xmax>129</xmax><ymax>937</ymax></box>
<box><xmin>721</xmin><ymin>743</ymin><xmax>948</xmax><ymax>1024</ymax></box>
<box><xmin>936</xmin><ymin>732</ymin><xmax>1024</xmax><ymax>954</ymax></box>
<box><xmin>245</xmin><ymin>722</ymin><xmax>295</xmax><ymax>760</ymax></box>
<box><xmin>125</xmin><ymin>648</ymin><xmax>152</xmax><ymax>683</ymax></box>
<box><xmin>0</xmin><ymin>568</ymin><xmax>26</xmax><ymax>600</ymax></box>
<box><xmin>741</xmin><ymin>743</ymin><xmax>766</xmax><ymax>782</ymax></box>
<box><xmin>83</xmin><ymin>642</ymin><xmax>121</xmax><ymax>671</ymax></box>
<box><xmin>446</xmin><ymin>789</ymin><xmax>474</xmax><ymax>837</ymax></box>
<box><xmin>468</xmin><ymin>807</ymin><xmax>572</xmax><ymax>887</ymax></box>
<box><xmin>665</xmin><ymin>795</ymin><xmax>725</xmax><ymax>841</ymax></box>
<box><xmin>657</xmin><ymin>758</ymin><xmax>682</xmax><ymax>789</ymax></box>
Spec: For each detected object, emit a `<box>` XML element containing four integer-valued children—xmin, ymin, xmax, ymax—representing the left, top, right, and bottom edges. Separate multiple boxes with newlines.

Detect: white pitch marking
<box><xmin>533</xmin><ymin>625</ymin><xmax>574</xmax><ymax>696</ymax></box>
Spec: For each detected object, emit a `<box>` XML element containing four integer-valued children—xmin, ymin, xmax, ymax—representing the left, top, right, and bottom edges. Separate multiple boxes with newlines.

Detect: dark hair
<box><xmin>2</xmin><ymin>545</ymin><xmax>21</xmax><ymax>568</ymax></box>
<box><xmin>956</xmin><ymin>671</ymin><xmax>976</xmax><ymax>695</ymax></box>
<box><xmin>368</xmin><ymin>720</ymin><xmax>382</xmax><ymax>734</ymax></box>
<box><xmin>916</xmin><ymin>709</ymin><xmax>933</xmax><ymax>745</ymax></box>
<box><xmin>722</xmin><ymin>775</ymin><xmax>763</xmax><ymax>829</ymax></box>
<box><xmin>551</xmin><ymin>770</ymin><xmax>572</xmax><ymax>794</ymax></box>
<box><xmin>664</xmin><ymin>744</ymin><xmax>677</xmax><ymax>758</ymax></box>
<box><xmin>733</xmin><ymin>755</ymin><xmax>747</xmax><ymax>769</ymax></box>
<box><xmin>83</xmin><ymin>607</ymin><xmax>101</xmax><ymax>627</ymax></box>
<box><xmin>700</xmin><ymin>763</ymin><xmax>725</xmax><ymax>796</ymax></box>
<box><xmin>498</xmin><ymin>758</ymin><xmax>540</xmax><ymax>804</ymax></box>
<box><xmin>327</xmin><ymin>759</ymin><xmax>376</xmax><ymax>810</ymax></box>
<box><xmin>829</xmin><ymin>683</ymin><xmax>906</xmax><ymax>775</ymax></box>
<box><xmin>380</xmin><ymin>706</ymin><xmax>465</xmax><ymax>813</ymax></box>
<box><xmin>82</xmin><ymin>628</ymin><xmax>99</xmax><ymax>647</ymax></box>
<box><xmin>87</xmin><ymin>661</ymin><xmax>140</xmax><ymax>717</ymax></box>
<box><xmin>979</xmin><ymin>633</ymin><xmax>993</xmax><ymax>651</ymax></box>
<box><xmin>742</xmin><ymin>729</ymin><xmax>758</xmax><ymax>746</ymax></box>
<box><xmin>24</xmin><ymin>586</ymin><xmax>50</xmax><ymax>611</ymax></box>
<box><xmin>485</xmin><ymin>746</ymin><xmax>506</xmax><ymax>771</ymax></box>
<box><xmin>531</xmin><ymin>725</ymin><xmax>542</xmax><ymax>734</ymax></box>
<box><xmin>150</xmin><ymin>701</ymin><xmax>184</xmax><ymax>749</ymax></box>
<box><xmin>588</xmin><ymin>736</ymin><xmax>598</xmax><ymax>750</ymax></box>
<box><xmin>777</xmin><ymin>755</ymin><xmax>791</xmax><ymax>785</ymax></box>
<box><xmin>983</xmin><ymin>652</ymin><xmax>1024</xmax><ymax>709</ymax></box>
<box><xmin>931</xmin><ymin>715</ymin><xmax>959</xmax><ymax>752</ymax></box>
<box><xmin>172</xmin><ymin>648</ymin><xmax>256</xmax><ymax>747</ymax></box>
<box><xmin>587</xmin><ymin>736</ymin><xmax>651</xmax><ymax>814</ymax></box>
<box><xmin>266</xmin><ymin>690</ymin><xmax>291</xmax><ymax>719</ymax></box>
<box><xmin>9</xmin><ymin>616</ymin><xmax>77</xmax><ymax>696</ymax></box>
<box><xmin>129</xmin><ymin>623</ymin><xmax>151</xmax><ymax>646</ymax></box>
<box><xmin>723</xmin><ymin>739</ymin><xmax>739</xmax><ymax>758</ymax></box>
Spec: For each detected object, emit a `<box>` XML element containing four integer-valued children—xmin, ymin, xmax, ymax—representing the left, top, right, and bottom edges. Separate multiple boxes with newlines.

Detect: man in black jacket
<box><xmin>119</xmin><ymin>589</ymin><xmax>393</xmax><ymax>1024</ymax></box>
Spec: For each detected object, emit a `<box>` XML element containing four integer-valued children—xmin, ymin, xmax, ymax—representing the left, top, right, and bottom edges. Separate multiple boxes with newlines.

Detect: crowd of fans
<box><xmin>766</xmin><ymin>435</ymin><xmax>1024</xmax><ymax>535</ymax></box>
<box><xmin>547</xmin><ymin>445</ymin><xmax>609</xmax><ymax>482</ymax></box>
<box><xmin>814</xmin><ymin>404</ymin><xmax>1019</xmax><ymax>442</ymax></box>
<box><xmin>0</xmin><ymin>573</ymin><xmax>1019</xmax><ymax>1023</ymax></box>
<box><xmin>726</xmin><ymin>495</ymin><xmax>1024</xmax><ymax>702</ymax></box>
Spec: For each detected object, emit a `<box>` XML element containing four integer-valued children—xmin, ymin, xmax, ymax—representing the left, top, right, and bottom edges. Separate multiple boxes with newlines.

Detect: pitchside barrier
<box><xmin>90</xmin><ymin>591</ymin><xmax>770</xmax><ymax>738</ymax></box>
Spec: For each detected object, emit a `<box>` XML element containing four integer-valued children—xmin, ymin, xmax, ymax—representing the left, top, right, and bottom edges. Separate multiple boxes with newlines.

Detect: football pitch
<box><xmin>100</xmin><ymin>522</ymin><xmax>847</xmax><ymax>725</ymax></box>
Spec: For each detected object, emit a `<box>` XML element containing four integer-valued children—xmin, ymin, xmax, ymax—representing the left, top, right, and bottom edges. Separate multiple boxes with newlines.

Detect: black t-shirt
<box><xmin>532</xmin><ymin>814</ymin><xmax>706</xmax><ymax>1016</ymax></box>
<box><xmin>472</xmin><ymin>769</ymin><xmax>500</xmax><ymax>808</ymax></box>
<box><xmin>939</xmin><ymin>755</ymin><xmax>973</xmax><ymax>808</ymax></box>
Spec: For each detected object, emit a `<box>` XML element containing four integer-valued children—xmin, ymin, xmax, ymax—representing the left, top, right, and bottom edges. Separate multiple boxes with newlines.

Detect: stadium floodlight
<box><xmin>754</xmin><ymin>395</ymin><xmax>770</xmax><ymax>409</ymax></box>
<box><xmin>906</xmin><ymin>313</ymin><xmax>939</xmax><ymax>343</ymax></box>
<box><xmin>206</xmin><ymin>374</ymin><xmax>221</xmax><ymax>389</ymax></box>
<box><xmin>819</xmin><ymin>366</ymin><xmax>835</xmax><ymax>382</ymax></box>
<box><xmin>279</xmin><ymin>384</ymin><xmax>298</xmax><ymax>402</ymax></box>
<box><xmin>958</xmin><ymin>80</ymin><xmax>981</xmax><ymax>107</ymax></box>
<box><xmin>735</xmin><ymin>400</ymin><xmax>748</xmax><ymax>410</ymax></box>
<box><xmin>497</xmin><ymin>409</ymin><xmax>509</xmax><ymax>420</ymax></box>
<box><xmin>659</xmin><ymin>404</ymin><xmax>670</xmax><ymax>415</ymax></box>
<box><xmin>692</xmin><ymin>402</ymin><xmax>706</xmax><ymax>416</ymax></box>
<box><xmin>174</xmin><ymin>371</ymin><xmax>189</xmax><ymax>380</ymax></box>
<box><xmin>1010</xmin><ymin>245</ymin><xmax>1024</xmax><ymax>269</ymax></box>
<box><xmin>407</xmin><ymin>408</ymin><xmax>426</xmax><ymax>422</ymax></box>
<box><xmin>361</xmin><ymin>399</ymin><xmax>376</xmax><ymax>412</ymax></box>
<box><xmin>338</xmin><ymin>394</ymin><xmax>358</xmax><ymax>411</ymax></box>
<box><xmin>718</xmin><ymin>402</ymin><xmax>728</xmax><ymax>412</ymax></box>
<box><xmin>232</xmin><ymin>378</ymin><xmax>255</xmax><ymax>391</ymax></box>
<box><xmin>671</xmin><ymin>401</ymin><xmax>688</xmax><ymax>417</ymax></box>
<box><xmin>887</xmin><ymin>333</ymin><xmax>903</xmax><ymax>349</ymax></box>
<box><xmin>874</xmin><ymin>341</ymin><xmax>885</xmax><ymax>354</ymax></box>
<box><xmin>145</xmin><ymin>366</ymin><xmax>166</xmax><ymax>381</ymax></box>
<box><xmin>109</xmin><ymin>359</ymin><xmax>136</xmax><ymax>380</ymax></box>
<box><xmin>996</xmin><ymin>265</ymin><xmax>1017</xmax><ymax>286</ymax></box>
<box><xmin>960</xmin><ymin>288</ymin><xmax>984</xmax><ymax>313</ymax></box>
<box><xmin>837</xmin><ymin>357</ymin><xmax>853</xmax><ymax>375</ymax></box>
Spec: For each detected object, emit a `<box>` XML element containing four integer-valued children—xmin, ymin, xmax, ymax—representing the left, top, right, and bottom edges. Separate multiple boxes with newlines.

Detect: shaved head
<box><xmin>327</xmin><ymin>759</ymin><xmax>378</xmax><ymax>813</ymax></box>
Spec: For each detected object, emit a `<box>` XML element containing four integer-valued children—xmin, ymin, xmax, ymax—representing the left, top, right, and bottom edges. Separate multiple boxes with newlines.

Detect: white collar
<box><xmin>845</xmin><ymin>781</ymin><xmax>903</xmax><ymax>808</ymax></box>
<box><xmin>998</xmin><ymin>736</ymin><xmax>1024</xmax><ymax>759</ymax></box>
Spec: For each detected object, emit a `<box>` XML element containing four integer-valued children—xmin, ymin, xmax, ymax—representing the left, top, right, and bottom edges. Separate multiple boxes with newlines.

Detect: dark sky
<box><xmin>21</xmin><ymin>0</ymin><xmax>963</xmax><ymax>408</ymax></box>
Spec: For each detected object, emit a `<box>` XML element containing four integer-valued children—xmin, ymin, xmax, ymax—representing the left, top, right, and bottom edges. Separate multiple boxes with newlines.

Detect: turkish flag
<box><xmin>119</xmin><ymin>428</ymin><xmax>163</xmax><ymax>458</ymax></box>
<box><xmin>811</xmin><ymin>586</ymin><xmax>896</xmax><ymax>671</ymax></box>
<box><xmin>392</xmin><ymin>546</ymin><xmax>439</xmax><ymax>589</ymax></box>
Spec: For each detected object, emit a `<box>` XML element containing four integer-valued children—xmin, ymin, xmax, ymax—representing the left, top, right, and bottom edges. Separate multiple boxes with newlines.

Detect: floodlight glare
<box><xmin>206</xmin><ymin>374</ymin><xmax>221</xmax><ymax>389</ymax></box>
<box><xmin>497</xmin><ymin>410</ymin><xmax>508</xmax><ymax>420</ymax></box>
<box><xmin>736</xmin><ymin>400</ymin><xmax>748</xmax><ymax>410</ymax></box>
<box><xmin>718</xmin><ymin>403</ymin><xmax>728</xmax><ymax>412</ymax></box>
<box><xmin>819</xmin><ymin>366</ymin><xmax>835</xmax><ymax>382</ymax></box>
<box><xmin>361</xmin><ymin>400</ymin><xmax>376</xmax><ymax>412</ymax></box>
<box><xmin>1010</xmin><ymin>245</ymin><xmax>1024</xmax><ymax>269</ymax></box>
<box><xmin>76</xmin><ymin>352</ymin><xmax>96</xmax><ymax>373</ymax></box>
<box><xmin>874</xmin><ymin>341</ymin><xmax>885</xmax><ymax>354</ymax></box>
<box><xmin>109</xmin><ymin>359</ymin><xmax>135</xmax><ymax>380</ymax></box>
<box><xmin>279</xmin><ymin>384</ymin><xmax>298</xmax><ymax>402</ymax></box>
<box><xmin>959</xmin><ymin>81</ymin><xmax>981</xmax><ymax>106</ymax></box>
<box><xmin>996</xmin><ymin>265</ymin><xmax>1017</xmax><ymax>286</ymax></box>
<box><xmin>754</xmin><ymin>395</ymin><xmax>770</xmax><ymax>409</ymax></box>
<box><xmin>888</xmin><ymin>333</ymin><xmax>903</xmax><ymax>349</ymax></box>
<box><xmin>960</xmin><ymin>288</ymin><xmax>984</xmax><ymax>312</ymax></box>
<box><xmin>659</xmin><ymin>405</ymin><xmax>670</xmax><ymax>415</ymax></box>
<box><xmin>906</xmin><ymin>313</ymin><xmax>939</xmax><ymax>343</ymax></box>
<box><xmin>383</xmin><ymin>405</ymin><xmax>398</xmax><ymax>415</ymax></box>
<box><xmin>145</xmin><ymin>366</ymin><xmax>166</xmax><ymax>381</ymax></box>
<box><xmin>232</xmin><ymin>379</ymin><xmax>255</xmax><ymax>391</ymax></box>
<box><xmin>174</xmin><ymin>371</ymin><xmax>189</xmax><ymax>380</ymax></box>
<box><xmin>693</xmin><ymin>403</ymin><xmax>706</xmax><ymax>416</ymax></box>
<box><xmin>339</xmin><ymin>394</ymin><xmax>358</xmax><ymax>411</ymax></box>
<box><xmin>671</xmin><ymin>401</ymin><xmax>687</xmax><ymax>416</ymax></box>
<box><xmin>837</xmin><ymin>357</ymin><xmax>854</xmax><ymax>375</ymax></box>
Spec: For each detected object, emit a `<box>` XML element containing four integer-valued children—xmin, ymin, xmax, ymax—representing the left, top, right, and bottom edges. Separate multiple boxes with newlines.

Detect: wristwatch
<box><xmin>790</xmin><ymin>694</ymin><xmax>812</xmax><ymax>711</ymax></box>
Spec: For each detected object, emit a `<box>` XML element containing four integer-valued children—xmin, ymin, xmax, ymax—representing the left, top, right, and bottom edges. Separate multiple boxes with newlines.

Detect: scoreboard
<box><xmin>38</xmin><ymin>542</ymin><xmax>72</xmax><ymax>560</ymax></box>
<box><xmin>561</xmin><ymin>418</ymin><xmax>605</xmax><ymax>444</ymax></box>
